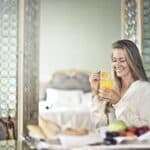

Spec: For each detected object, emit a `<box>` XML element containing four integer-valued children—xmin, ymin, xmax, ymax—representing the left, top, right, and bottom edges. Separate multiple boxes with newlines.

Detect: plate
<box><xmin>58</xmin><ymin>133</ymin><xmax>102</xmax><ymax>148</ymax></box>
<box><xmin>115</xmin><ymin>136</ymin><xmax>137</xmax><ymax>143</ymax></box>
<box><xmin>98</xmin><ymin>127</ymin><xmax>150</xmax><ymax>144</ymax></box>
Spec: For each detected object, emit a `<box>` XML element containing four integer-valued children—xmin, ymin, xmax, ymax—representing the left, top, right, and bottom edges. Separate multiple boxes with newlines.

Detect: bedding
<box><xmin>39</xmin><ymin>69</ymin><xmax>93</xmax><ymax>131</ymax></box>
<box><xmin>46</xmin><ymin>88</ymin><xmax>83</xmax><ymax>107</ymax></box>
<box><xmin>40</xmin><ymin>69</ymin><xmax>91</xmax><ymax>100</ymax></box>
<box><xmin>48</xmin><ymin>70</ymin><xmax>91</xmax><ymax>92</ymax></box>
<box><xmin>39</xmin><ymin>101</ymin><xmax>94</xmax><ymax>131</ymax></box>
<box><xmin>81</xmin><ymin>92</ymin><xmax>92</xmax><ymax>107</ymax></box>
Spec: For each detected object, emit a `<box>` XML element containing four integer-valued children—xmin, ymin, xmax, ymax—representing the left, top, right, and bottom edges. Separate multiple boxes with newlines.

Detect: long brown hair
<box><xmin>112</xmin><ymin>39</ymin><xmax>148</xmax><ymax>89</ymax></box>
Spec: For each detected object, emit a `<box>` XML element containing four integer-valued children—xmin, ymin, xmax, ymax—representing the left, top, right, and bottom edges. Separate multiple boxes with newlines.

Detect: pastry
<box><xmin>27</xmin><ymin>125</ymin><xmax>46</xmax><ymax>139</ymax></box>
<box><xmin>39</xmin><ymin>117</ymin><xmax>61</xmax><ymax>139</ymax></box>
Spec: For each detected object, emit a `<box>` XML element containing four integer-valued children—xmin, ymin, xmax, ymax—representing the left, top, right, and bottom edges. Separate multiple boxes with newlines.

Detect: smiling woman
<box><xmin>90</xmin><ymin>39</ymin><xmax>150</xmax><ymax>128</ymax></box>
<box><xmin>112</xmin><ymin>49</ymin><xmax>131</xmax><ymax>81</ymax></box>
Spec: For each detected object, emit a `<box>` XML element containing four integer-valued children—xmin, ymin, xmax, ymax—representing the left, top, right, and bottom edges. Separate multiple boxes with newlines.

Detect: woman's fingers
<box><xmin>90</xmin><ymin>73</ymin><xmax>100</xmax><ymax>81</ymax></box>
<box><xmin>98</xmin><ymin>88</ymin><xmax>120</xmax><ymax>104</ymax></box>
<box><xmin>89</xmin><ymin>72</ymin><xmax>100</xmax><ymax>91</ymax></box>
<box><xmin>99</xmin><ymin>88</ymin><xmax>112</xmax><ymax>99</ymax></box>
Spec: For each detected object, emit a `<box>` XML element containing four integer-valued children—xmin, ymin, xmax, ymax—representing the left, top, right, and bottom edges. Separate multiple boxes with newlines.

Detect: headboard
<box><xmin>40</xmin><ymin>69</ymin><xmax>92</xmax><ymax>100</ymax></box>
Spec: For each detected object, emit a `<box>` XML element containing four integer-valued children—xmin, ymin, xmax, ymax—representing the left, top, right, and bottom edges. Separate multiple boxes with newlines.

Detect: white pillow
<box><xmin>46</xmin><ymin>88</ymin><xmax>83</xmax><ymax>107</ymax></box>
<box><xmin>81</xmin><ymin>92</ymin><xmax>92</xmax><ymax>108</ymax></box>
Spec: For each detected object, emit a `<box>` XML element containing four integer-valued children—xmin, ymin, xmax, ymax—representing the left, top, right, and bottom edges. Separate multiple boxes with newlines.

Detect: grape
<box><xmin>103</xmin><ymin>137</ymin><xmax>117</xmax><ymax>145</ymax></box>
<box><xmin>106</xmin><ymin>131</ymin><xmax>119</xmax><ymax>138</ymax></box>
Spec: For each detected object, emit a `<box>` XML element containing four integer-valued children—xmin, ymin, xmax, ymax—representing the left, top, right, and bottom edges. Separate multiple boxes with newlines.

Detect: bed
<box><xmin>39</xmin><ymin>69</ymin><xmax>95</xmax><ymax>131</ymax></box>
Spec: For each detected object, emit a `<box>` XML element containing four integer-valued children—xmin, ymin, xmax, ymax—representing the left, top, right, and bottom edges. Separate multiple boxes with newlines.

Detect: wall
<box><xmin>40</xmin><ymin>0</ymin><xmax>121</xmax><ymax>81</ymax></box>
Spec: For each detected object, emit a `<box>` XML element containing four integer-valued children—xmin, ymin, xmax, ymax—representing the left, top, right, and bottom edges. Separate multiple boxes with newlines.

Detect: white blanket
<box><xmin>39</xmin><ymin>101</ymin><xmax>95</xmax><ymax>131</ymax></box>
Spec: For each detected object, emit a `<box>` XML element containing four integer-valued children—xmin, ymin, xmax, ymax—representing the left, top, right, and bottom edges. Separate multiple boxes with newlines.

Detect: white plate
<box><xmin>115</xmin><ymin>136</ymin><xmax>137</xmax><ymax>143</ymax></box>
<box><xmin>98</xmin><ymin>127</ymin><xmax>150</xmax><ymax>144</ymax></box>
<box><xmin>58</xmin><ymin>133</ymin><xmax>102</xmax><ymax>148</ymax></box>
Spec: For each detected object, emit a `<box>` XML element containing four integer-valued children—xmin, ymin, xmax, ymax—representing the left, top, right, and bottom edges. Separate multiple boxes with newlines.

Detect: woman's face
<box><xmin>112</xmin><ymin>48</ymin><xmax>132</xmax><ymax>78</ymax></box>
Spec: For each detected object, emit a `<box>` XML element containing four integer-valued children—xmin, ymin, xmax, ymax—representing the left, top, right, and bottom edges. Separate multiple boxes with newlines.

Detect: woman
<box><xmin>90</xmin><ymin>39</ymin><xmax>150</xmax><ymax>127</ymax></box>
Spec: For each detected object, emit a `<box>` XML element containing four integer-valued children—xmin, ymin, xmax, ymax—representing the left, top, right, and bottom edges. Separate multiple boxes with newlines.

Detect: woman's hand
<box><xmin>89</xmin><ymin>72</ymin><xmax>100</xmax><ymax>91</ymax></box>
<box><xmin>89</xmin><ymin>72</ymin><xmax>100</xmax><ymax>97</ymax></box>
<box><xmin>98</xmin><ymin>88</ymin><xmax>121</xmax><ymax>104</ymax></box>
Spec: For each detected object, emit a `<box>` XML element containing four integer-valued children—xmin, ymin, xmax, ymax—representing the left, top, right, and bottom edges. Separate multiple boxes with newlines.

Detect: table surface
<box><xmin>72</xmin><ymin>144</ymin><xmax>150</xmax><ymax>150</ymax></box>
<box><xmin>22</xmin><ymin>137</ymin><xmax>150</xmax><ymax>150</ymax></box>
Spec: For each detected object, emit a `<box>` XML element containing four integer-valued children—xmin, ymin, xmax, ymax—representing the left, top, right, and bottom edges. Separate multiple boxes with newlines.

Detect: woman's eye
<box><xmin>112</xmin><ymin>59</ymin><xmax>116</xmax><ymax>62</ymax></box>
<box><xmin>120</xmin><ymin>59</ymin><xmax>126</xmax><ymax>63</ymax></box>
<box><xmin>112</xmin><ymin>59</ymin><xmax>126</xmax><ymax>63</ymax></box>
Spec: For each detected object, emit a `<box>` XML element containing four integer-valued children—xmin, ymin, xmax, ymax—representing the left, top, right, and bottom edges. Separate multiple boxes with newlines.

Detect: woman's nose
<box><xmin>114</xmin><ymin>61</ymin><xmax>121</xmax><ymax>66</ymax></box>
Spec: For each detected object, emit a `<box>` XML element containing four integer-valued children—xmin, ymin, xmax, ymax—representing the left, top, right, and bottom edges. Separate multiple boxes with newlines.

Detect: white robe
<box><xmin>92</xmin><ymin>80</ymin><xmax>150</xmax><ymax>127</ymax></box>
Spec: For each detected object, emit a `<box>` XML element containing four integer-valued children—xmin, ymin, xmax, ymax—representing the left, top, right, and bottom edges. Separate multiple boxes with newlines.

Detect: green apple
<box><xmin>107</xmin><ymin>120</ymin><xmax>127</xmax><ymax>132</ymax></box>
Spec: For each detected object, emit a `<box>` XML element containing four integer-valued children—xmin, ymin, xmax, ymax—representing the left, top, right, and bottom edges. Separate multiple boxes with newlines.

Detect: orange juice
<box><xmin>100</xmin><ymin>80</ymin><xmax>114</xmax><ymax>89</ymax></box>
<box><xmin>101</xmin><ymin>71</ymin><xmax>109</xmax><ymax>80</ymax></box>
<box><xmin>100</xmin><ymin>71</ymin><xmax>114</xmax><ymax>89</ymax></box>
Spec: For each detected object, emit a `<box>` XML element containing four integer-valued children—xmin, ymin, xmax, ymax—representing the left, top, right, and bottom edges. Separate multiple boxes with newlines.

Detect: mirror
<box><xmin>39</xmin><ymin>0</ymin><xmax>121</xmax><ymax>83</ymax></box>
<box><xmin>38</xmin><ymin>0</ymin><xmax>121</xmax><ymax>138</ymax></box>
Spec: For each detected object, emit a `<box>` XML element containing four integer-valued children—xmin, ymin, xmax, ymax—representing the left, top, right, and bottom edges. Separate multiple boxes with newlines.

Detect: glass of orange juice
<box><xmin>99</xmin><ymin>71</ymin><xmax>114</xmax><ymax>89</ymax></box>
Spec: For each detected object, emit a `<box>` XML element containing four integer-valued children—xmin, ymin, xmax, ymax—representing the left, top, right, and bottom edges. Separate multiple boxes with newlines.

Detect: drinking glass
<box><xmin>99</xmin><ymin>71</ymin><xmax>114</xmax><ymax>89</ymax></box>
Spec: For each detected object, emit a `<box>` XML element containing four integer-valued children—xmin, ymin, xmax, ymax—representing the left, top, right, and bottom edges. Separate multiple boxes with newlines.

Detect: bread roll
<box><xmin>27</xmin><ymin>125</ymin><xmax>46</xmax><ymax>139</ymax></box>
<box><xmin>39</xmin><ymin>117</ymin><xmax>61</xmax><ymax>139</ymax></box>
